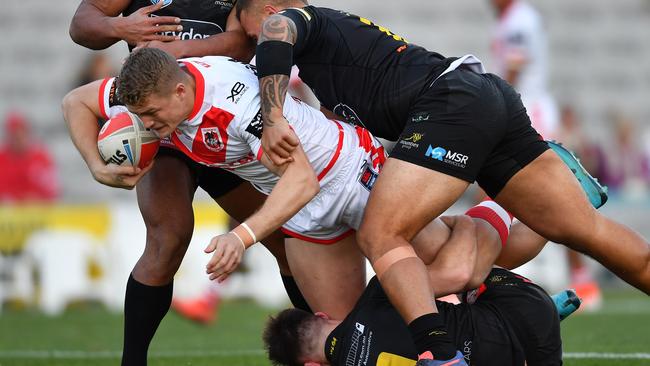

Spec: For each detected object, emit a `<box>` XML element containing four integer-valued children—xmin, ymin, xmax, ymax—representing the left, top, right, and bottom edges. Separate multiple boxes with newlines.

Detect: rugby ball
<box><xmin>97</xmin><ymin>112</ymin><xmax>160</xmax><ymax>169</ymax></box>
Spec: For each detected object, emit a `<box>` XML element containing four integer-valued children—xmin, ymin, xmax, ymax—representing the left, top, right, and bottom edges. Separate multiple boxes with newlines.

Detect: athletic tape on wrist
<box><xmin>230</xmin><ymin>231</ymin><xmax>246</xmax><ymax>251</ymax></box>
<box><xmin>240</xmin><ymin>222</ymin><xmax>257</xmax><ymax>244</ymax></box>
<box><xmin>373</xmin><ymin>245</ymin><xmax>418</xmax><ymax>280</ymax></box>
<box><xmin>256</xmin><ymin>40</ymin><xmax>293</xmax><ymax>78</ymax></box>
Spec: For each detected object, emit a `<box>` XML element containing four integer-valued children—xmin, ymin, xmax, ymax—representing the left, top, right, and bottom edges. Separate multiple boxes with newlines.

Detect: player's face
<box><xmin>128</xmin><ymin>86</ymin><xmax>190</xmax><ymax>138</ymax></box>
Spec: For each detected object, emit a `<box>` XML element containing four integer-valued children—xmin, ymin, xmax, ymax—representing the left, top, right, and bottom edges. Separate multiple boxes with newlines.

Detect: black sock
<box><xmin>281</xmin><ymin>275</ymin><xmax>312</xmax><ymax>313</ymax></box>
<box><xmin>121</xmin><ymin>274</ymin><xmax>173</xmax><ymax>366</ymax></box>
<box><xmin>408</xmin><ymin>313</ymin><xmax>456</xmax><ymax>360</ymax></box>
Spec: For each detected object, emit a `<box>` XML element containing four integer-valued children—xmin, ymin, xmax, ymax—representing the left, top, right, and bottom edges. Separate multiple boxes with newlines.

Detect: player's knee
<box><xmin>134</xmin><ymin>226</ymin><xmax>192</xmax><ymax>283</ymax></box>
<box><xmin>356</xmin><ymin>227</ymin><xmax>392</xmax><ymax>262</ymax></box>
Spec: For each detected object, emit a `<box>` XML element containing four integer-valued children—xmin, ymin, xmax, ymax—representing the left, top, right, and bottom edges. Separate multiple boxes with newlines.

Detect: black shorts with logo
<box><xmin>390</xmin><ymin>68</ymin><xmax>549</xmax><ymax>197</ymax></box>
<box><xmin>158</xmin><ymin>146</ymin><xmax>244</xmax><ymax>199</ymax></box>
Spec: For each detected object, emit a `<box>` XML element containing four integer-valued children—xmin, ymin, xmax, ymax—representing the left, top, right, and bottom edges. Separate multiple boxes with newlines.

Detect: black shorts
<box><xmin>390</xmin><ymin>68</ymin><xmax>549</xmax><ymax>197</ymax></box>
<box><xmin>438</xmin><ymin>269</ymin><xmax>562</xmax><ymax>366</ymax></box>
<box><xmin>157</xmin><ymin>146</ymin><xmax>244</xmax><ymax>200</ymax></box>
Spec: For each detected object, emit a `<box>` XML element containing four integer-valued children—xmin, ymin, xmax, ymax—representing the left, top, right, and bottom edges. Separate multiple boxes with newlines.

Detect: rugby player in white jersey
<box><xmin>64</xmin><ymin>48</ymin><xmax>557</xmax><ymax>321</ymax></box>
<box><xmin>490</xmin><ymin>0</ymin><xmax>559</xmax><ymax>140</ymax></box>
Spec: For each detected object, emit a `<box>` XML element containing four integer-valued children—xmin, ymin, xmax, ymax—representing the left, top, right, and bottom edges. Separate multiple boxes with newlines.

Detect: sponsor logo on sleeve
<box><xmin>245</xmin><ymin>109</ymin><xmax>263</xmax><ymax>139</ymax></box>
<box><xmin>227</xmin><ymin>82</ymin><xmax>249</xmax><ymax>103</ymax></box>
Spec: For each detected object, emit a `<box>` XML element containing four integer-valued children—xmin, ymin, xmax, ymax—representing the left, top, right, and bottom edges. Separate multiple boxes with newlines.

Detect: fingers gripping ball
<box><xmin>98</xmin><ymin>112</ymin><xmax>160</xmax><ymax>169</ymax></box>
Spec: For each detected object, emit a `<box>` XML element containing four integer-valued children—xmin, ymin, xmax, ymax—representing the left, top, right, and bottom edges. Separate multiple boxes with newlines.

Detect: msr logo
<box><xmin>425</xmin><ymin>145</ymin><xmax>469</xmax><ymax>168</ymax></box>
<box><xmin>425</xmin><ymin>146</ymin><xmax>446</xmax><ymax>161</ymax></box>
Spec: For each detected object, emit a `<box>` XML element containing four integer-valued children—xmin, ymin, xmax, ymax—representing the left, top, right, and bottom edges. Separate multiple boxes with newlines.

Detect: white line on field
<box><xmin>1</xmin><ymin>350</ymin><xmax>650</xmax><ymax>360</ymax></box>
<box><xmin>564</xmin><ymin>352</ymin><xmax>650</xmax><ymax>359</ymax></box>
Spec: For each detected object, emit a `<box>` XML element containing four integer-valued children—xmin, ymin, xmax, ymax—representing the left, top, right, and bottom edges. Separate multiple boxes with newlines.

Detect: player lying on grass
<box><xmin>263</xmin><ymin>214</ymin><xmax>580</xmax><ymax>366</ymax></box>
<box><xmin>63</xmin><ymin>48</ymin><xmax>564</xmax><ymax>322</ymax></box>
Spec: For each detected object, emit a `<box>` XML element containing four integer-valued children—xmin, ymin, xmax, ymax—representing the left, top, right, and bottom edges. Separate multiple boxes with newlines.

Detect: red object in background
<box><xmin>0</xmin><ymin>111</ymin><xmax>59</xmax><ymax>203</ymax></box>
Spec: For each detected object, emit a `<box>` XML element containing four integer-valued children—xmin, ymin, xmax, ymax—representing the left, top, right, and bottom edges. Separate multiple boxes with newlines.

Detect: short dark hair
<box><xmin>117</xmin><ymin>48</ymin><xmax>182</xmax><ymax>107</ymax></box>
<box><xmin>263</xmin><ymin>308</ymin><xmax>320</xmax><ymax>366</ymax></box>
<box><xmin>236</xmin><ymin>0</ymin><xmax>309</xmax><ymax>19</ymax></box>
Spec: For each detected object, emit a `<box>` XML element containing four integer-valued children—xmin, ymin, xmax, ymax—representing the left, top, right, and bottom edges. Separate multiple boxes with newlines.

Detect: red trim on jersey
<box><xmin>256</xmin><ymin>147</ymin><xmax>264</xmax><ymax>161</ymax></box>
<box><xmin>98</xmin><ymin>78</ymin><xmax>110</xmax><ymax>120</ymax></box>
<box><xmin>182</xmin><ymin>61</ymin><xmax>205</xmax><ymax>121</ymax></box>
<box><xmin>281</xmin><ymin>227</ymin><xmax>355</xmax><ymax>245</ymax></box>
<box><xmin>317</xmin><ymin>120</ymin><xmax>344</xmax><ymax>181</ymax></box>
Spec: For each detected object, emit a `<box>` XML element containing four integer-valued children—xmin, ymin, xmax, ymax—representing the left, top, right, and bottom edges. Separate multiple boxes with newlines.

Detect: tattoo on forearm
<box><xmin>260</xmin><ymin>75</ymin><xmax>289</xmax><ymax>127</ymax></box>
<box><xmin>258</xmin><ymin>14</ymin><xmax>297</xmax><ymax>44</ymax></box>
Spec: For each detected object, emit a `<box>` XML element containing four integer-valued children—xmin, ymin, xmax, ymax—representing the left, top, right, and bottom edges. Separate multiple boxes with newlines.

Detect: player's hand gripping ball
<box><xmin>97</xmin><ymin>112</ymin><xmax>160</xmax><ymax>169</ymax></box>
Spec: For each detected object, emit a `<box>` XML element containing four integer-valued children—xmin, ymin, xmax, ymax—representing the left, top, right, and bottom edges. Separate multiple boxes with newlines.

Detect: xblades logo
<box><xmin>227</xmin><ymin>82</ymin><xmax>248</xmax><ymax>103</ymax></box>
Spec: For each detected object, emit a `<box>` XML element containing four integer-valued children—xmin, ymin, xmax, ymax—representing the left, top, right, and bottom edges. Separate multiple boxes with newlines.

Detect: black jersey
<box><xmin>123</xmin><ymin>0</ymin><xmax>235</xmax><ymax>50</ymax></box>
<box><xmin>325</xmin><ymin>269</ymin><xmax>562</xmax><ymax>366</ymax></box>
<box><xmin>280</xmin><ymin>6</ymin><xmax>455</xmax><ymax>141</ymax></box>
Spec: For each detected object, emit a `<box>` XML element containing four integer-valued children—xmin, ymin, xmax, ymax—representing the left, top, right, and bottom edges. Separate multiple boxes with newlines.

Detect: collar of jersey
<box><xmin>180</xmin><ymin>61</ymin><xmax>206</xmax><ymax>121</ymax></box>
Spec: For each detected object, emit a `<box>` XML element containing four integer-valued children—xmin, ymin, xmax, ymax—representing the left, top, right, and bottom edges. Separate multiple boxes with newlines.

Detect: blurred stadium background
<box><xmin>1</xmin><ymin>0</ymin><xmax>649</xmax><ymax>365</ymax></box>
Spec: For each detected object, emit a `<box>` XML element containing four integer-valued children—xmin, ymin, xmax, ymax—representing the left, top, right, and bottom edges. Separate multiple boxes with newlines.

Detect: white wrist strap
<box><xmin>230</xmin><ymin>231</ymin><xmax>246</xmax><ymax>251</ymax></box>
<box><xmin>240</xmin><ymin>222</ymin><xmax>258</xmax><ymax>244</ymax></box>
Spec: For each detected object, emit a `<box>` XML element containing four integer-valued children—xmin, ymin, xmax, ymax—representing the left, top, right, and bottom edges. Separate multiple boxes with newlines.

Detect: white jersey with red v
<box><xmin>99</xmin><ymin>56</ymin><xmax>385</xmax><ymax>195</ymax></box>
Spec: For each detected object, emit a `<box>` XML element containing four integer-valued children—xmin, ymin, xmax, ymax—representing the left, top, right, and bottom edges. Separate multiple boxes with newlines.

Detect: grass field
<box><xmin>1</xmin><ymin>289</ymin><xmax>649</xmax><ymax>366</ymax></box>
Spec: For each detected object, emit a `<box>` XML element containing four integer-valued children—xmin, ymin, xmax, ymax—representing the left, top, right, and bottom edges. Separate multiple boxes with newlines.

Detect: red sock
<box><xmin>465</xmin><ymin>199</ymin><xmax>513</xmax><ymax>247</ymax></box>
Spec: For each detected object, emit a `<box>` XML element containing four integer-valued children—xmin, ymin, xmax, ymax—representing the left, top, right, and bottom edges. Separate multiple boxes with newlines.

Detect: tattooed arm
<box><xmin>257</xmin><ymin>13</ymin><xmax>300</xmax><ymax>165</ymax></box>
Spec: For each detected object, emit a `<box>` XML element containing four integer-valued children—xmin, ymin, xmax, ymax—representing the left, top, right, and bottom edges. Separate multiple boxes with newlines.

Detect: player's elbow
<box><xmin>61</xmin><ymin>90</ymin><xmax>77</xmax><ymax>117</ymax></box>
<box><xmin>302</xmin><ymin>170</ymin><xmax>320</xmax><ymax>200</ymax></box>
<box><xmin>69</xmin><ymin>19</ymin><xmax>104</xmax><ymax>50</ymax></box>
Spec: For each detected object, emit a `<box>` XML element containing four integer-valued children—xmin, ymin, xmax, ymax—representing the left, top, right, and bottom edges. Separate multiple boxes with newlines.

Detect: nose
<box><xmin>141</xmin><ymin>117</ymin><xmax>155</xmax><ymax>129</ymax></box>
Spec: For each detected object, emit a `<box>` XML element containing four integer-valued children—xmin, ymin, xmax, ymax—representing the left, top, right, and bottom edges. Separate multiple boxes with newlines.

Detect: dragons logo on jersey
<box><xmin>333</xmin><ymin>103</ymin><xmax>365</xmax><ymax>128</ymax></box>
<box><xmin>201</xmin><ymin>127</ymin><xmax>225</xmax><ymax>152</ymax></box>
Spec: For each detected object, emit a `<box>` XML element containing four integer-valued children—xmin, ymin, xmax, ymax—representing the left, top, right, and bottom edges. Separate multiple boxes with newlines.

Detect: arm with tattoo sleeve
<box><xmin>257</xmin><ymin>14</ymin><xmax>300</xmax><ymax>165</ymax></box>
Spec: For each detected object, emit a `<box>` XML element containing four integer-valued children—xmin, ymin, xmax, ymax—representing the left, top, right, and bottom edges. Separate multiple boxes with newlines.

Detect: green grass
<box><xmin>1</xmin><ymin>290</ymin><xmax>649</xmax><ymax>366</ymax></box>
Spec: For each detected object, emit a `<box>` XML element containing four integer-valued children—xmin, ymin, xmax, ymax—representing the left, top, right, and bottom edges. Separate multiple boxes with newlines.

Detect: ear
<box><xmin>314</xmin><ymin>312</ymin><xmax>330</xmax><ymax>320</ymax></box>
<box><xmin>174</xmin><ymin>82</ymin><xmax>186</xmax><ymax>97</ymax></box>
<box><xmin>263</xmin><ymin>4</ymin><xmax>279</xmax><ymax>15</ymax></box>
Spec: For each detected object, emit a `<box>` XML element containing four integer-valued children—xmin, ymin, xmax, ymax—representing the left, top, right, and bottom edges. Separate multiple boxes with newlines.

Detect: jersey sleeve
<box><xmin>236</xmin><ymin>110</ymin><xmax>265</xmax><ymax>160</ymax></box>
<box><xmin>278</xmin><ymin>7</ymin><xmax>315</xmax><ymax>57</ymax></box>
<box><xmin>98</xmin><ymin>77</ymin><xmax>128</xmax><ymax>120</ymax></box>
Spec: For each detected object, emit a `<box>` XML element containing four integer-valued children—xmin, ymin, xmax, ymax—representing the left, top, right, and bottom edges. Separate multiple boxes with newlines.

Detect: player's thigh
<box><xmin>357</xmin><ymin>158</ymin><xmax>469</xmax><ymax>261</ymax></box>
<box><xmin>285</xmin><ymin>236</ymin><xmax>366</xmax><ymax>319</ymax></box>
<box><xmin>494</xmin><ymin>149</ymin><xmax>597</xmax><ymax>246</ymax></box>
<box><xmin>134</xmin><ymin>152</ymin><xmax>198</xmax><ymax>282</ymax></box>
